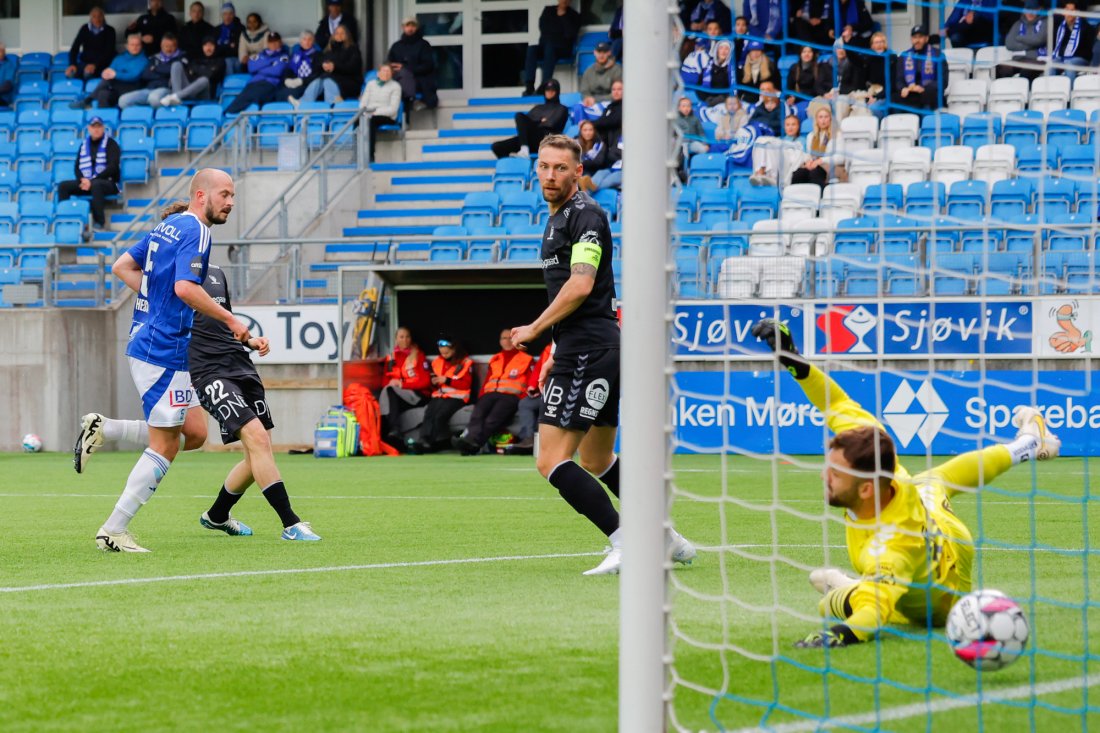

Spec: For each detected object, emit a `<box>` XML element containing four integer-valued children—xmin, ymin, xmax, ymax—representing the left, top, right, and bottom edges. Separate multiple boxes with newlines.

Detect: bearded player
<box><xmin>752</xmin><ymin>319</ymin><xmax>1061</xmax><ymax>647</ymax></box>
<box><xmin>510</xmin><ymin>134</ymin><xmax>695</xmax><ymax>576</ymax></box>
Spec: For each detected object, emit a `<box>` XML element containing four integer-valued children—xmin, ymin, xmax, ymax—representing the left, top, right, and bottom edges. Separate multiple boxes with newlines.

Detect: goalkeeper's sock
<box><xmin>596</xmin><ymin>456</ymin><xmax>620</xmax><ymax>497</ymax></box>
<box><xmin>548</xmin><ymin>460</ymin><xmax>620</xmax><ymax>537</ymax></box>
<box><xmin>102</xmin><ymin>418</ymin><xmax>148</xmax><ymax>445</ymax></box>
<box><xmin>262</xmin><ymin>481</ymin><xmax>301</xmax><ymax>528</ymax></box>
<box><xmin>205</xmin><ymin>485</ymin><xmax>244</xmax><ymax>525</ymax></box>
<box><xmin>1006</xmin><ymin>434</ymin><xmax>1040</xmax><ymax>464</ymax></box>
<box><xmin>102</xmin><ymin>448</ymin><xmax>170</xmax><ymax>533</ymax></box>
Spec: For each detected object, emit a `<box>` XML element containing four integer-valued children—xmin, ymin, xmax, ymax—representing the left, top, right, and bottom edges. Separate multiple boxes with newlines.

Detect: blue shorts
<box><xmin>128</xmin><ymin>356</ymin><xmax>199</xmax><ymax>428</ymax></box>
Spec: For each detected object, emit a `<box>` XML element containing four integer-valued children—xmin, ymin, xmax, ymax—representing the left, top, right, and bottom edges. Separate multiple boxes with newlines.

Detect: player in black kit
<box><xmin>74</xmin><ymin>202</ymin><xmax>320</xmax><ymax>542</ymax></box>
<box><xmin>510</xmin><ymin>135</ymin><xmax>695</xmax><ymax>575</ymax></box>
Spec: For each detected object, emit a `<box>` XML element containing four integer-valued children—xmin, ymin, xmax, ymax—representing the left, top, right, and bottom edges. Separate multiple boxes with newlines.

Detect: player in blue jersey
<box><xmin>94</xmin><ymin>169</ymin><xmax>251</xmax><ymax>553</ymax></box>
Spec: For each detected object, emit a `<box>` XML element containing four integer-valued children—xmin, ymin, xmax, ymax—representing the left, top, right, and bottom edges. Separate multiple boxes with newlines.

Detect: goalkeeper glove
<box><xmin>794</xmin><ymin>625</ymin><xmax>860</xmax><ymax>649</ymax></box>
<box><xmin>751</xmin><ymin>319</ymin><xmax>810</xmax><ymax>380</ymax></box>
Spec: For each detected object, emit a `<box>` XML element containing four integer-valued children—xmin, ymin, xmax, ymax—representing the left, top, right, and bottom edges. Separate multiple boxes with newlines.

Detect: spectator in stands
<box><xmin>715</xmin><ymin>95</ymin><xmax>749</xmax><ymax>141</ymax></box>
<box><xmin>749</xmin><ymin>128</ymin><xmax>807</xmax><ymax>186</ymax></box>
<box><xmin>67</xmin><ymin>7</ymin><xmax>117</xmax><ymax>81</ymax></box>
<box><xmin>786</xmin><ymin>46</ymin><xmax>832</xmax><ymax>108</ymax></box>
<box><xmin>590</xmin><ymin>134</ymin><xmax>623</xmax><ymax>190</ymax></box>
<box><xmin>893</xmin><ymin>25</ymin><xmax>948</xmax><ymax>111</ymax></box>
<box><xmin>405</xmin><ymin>336</ymin><xmax>474</xmax><ymax>454</ymax></box>
<box><xmin>576</xmin><ymin>120</ymin><xmax>608</xmax><ymax>180</ymax></box>
<box><xmin>675</xmin><ymin>96</ymin><xmax>709</xmax><ymax>176</ymax></box>
<box><xmin>747</xmin><ymin>79</ymin><xmax>783</xmax><ymax>130</ymax></box>
<box><xmin>782</xmin><ymin>113</ymin><xmax>802</xmax><ymax>141</ymax></box>
<box><xmin>1051</xmin><ymin>1</ymin><xmax>1092</xmax><ymax>81</ymax></box>
<box><xmin>238</xmin><ymin>13</ymin><xmax>270</xmax><ymax>70</ymax></box>
<box><xmin>743</xmin><ymin>0</ymin><xmax>781</xmax><ymax>46</ymax></box>
<box><xmin>276</xmin><ymin>31</ymin><xmax>321</xmax><ymax>102</ymax></box>
<box><xmin>831</xmin><ymin>39</ymin><xmax>868</xmax><ymax>118</ymax></box>
<box><xmin>160</xmin><ymin>36</ymin><xmax>225</xmax><ymax>106</ymax></box>
<box><xmin>215</xmin><ymin>2</ymin><xmax>245</xmax><ymax>75</ymax></box>
<box><xmin>703</xmin><ymin>19</ymin><xmax>725</xmax><ymax>53</ymax></box>
<box><xmin>1000</xmin><ymin>0</ymin><xmax>1047</xmax><ymax>80</ymax></box>
<box><xmin>941</xmin><ymin>0</ymin><xmax>997</xmax><ymax>49</ymax></box>
<box><xmin>295</xmin><ymin>24</ymin><xmax>362</xmax><ymax>105</ymax></box>
<box><xmin>790</xmin><ymin>0</ymin><xmax>832</xmax><ymax>50</ymax></box>
<box><xmin>380</xmin><ymin>326</ymin><xmax>432</xmax><ymax>446</ymax></box>
<box><xmin>359</xmin><ymin>64</ymin><xmax>402</xmax><ymax>162</ymax></box>
<box><xmin>0</xmin><ymin>44</ymin><xmax>16</xmax><ymax>108</ymax></box>
<box><xmin>690</xmin><ymin>0</ymin><xmax>732</xmax><ymax>33</ymax></box>
<box><xmin>73</xmin><ymin>33</ymin><xmax>146</xmax><ymax>109</ymax></box>
<box><xmin>387</xmin><ymin>17</ymin><xmax>440</xmax><ymax>110</ymax></box>
<box><xmin>119</xmin><ymin>33</ymin><xmax>184</xmax><ymax>108</ymax></box>
<box><xmin>225</xmin><ymin>32</ymin><xmax>290</xmax><ymax>114</ymax></box>
<box><xmin>316</xmin><ymin>0</ymin><xmax>359</xmax><ymax>48</ymax></box>
<box><xmin>860</xmin><ymin>31</ymin><xmax>890</xmax><ymax>116</ymax></box>
<box><xmin>739</xmin><ymin>41</ymin><xmax>775</xmax><ymax>103</ymax></box>
<box><xmin>491</xmin><ymin>79</ymin><xmax>568</xmax><ymax>158</ymax></box>
<box><xmin>733</xmin><ymin>16</ymin><xmax>749</xmax><ymax>65</ymax></box>
<box><xmin>58</xmin><ymin>117</ymin><xmax>120</xmax><ymax>231</ymax></box>
<box><xmin>834</xmin><ymin>0</ymin><xmax>875</xmax><ymax>48</ymax></box>
<box><xmin>681</xmin><ymin>36</ymin><xmax>712</xmax><ymax>89</ymax></box>
<box><xmin>452</xmin><ymin>329</ymin><xmax>535</xmax><ymax>455</ymax></box>
<box><xmin>609</xmin><ymin>2</ymin><xmax>624</xmax><ymax>60</ymax></box>
<box><xmin>790</xmin><ymin>105</ymin><xmax>841</xmax><ymax>189</ymax></box>
<box><xmin>179</xmin><ymin>2</ymin><xmax>215</xmax><ymax>59</ymax></box>
<box><xmin>592</xmin><ymin>78</ymin><xmax>624</xmax><ymax>144</ymax></box>
<box><xmin>129</xmin><ymin>0</ymin><xmax>178</xmax><ymax>56</ymax></box>
<box><xmin>580</xmin><ymin>42</ymin><xmax>622</xmax><ymax>105</ymax></box>
<box><xmin>700</xmin><ymin>39</ymin><xmax>734</xmax><ymax>104</ymax></box>
<box><xmin>522</xmin><ymin>0</ymin><xmax>582</xmax><ymax>97</ymax></box>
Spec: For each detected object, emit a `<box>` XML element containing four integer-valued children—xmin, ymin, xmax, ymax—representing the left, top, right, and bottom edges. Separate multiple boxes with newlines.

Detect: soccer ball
<box><xmin>946</xmin><ymin>589</ymin><xmax>1030</xmax><ymax>671</ymax></box>
<box><xmin>22</xmin><ymin>433</ymin><xmax>42</xmax><ymax>453</ymax></box>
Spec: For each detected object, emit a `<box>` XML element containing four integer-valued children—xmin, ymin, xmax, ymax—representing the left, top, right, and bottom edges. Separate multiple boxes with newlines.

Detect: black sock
<box><xmin>262</xmin><ymin>481</ymin><xmax>301</xmax><ymax>528</ymax></box>
<box><xmin>548</xmin><ymin>461</ymin><xmax>620</xmax><ymax>537</ymax></box>
<box><xmin>206</xmin><ymin>485</ymin><xmax>243</xmax><ymax>524</ymax></box>
<box><xmin>598</xmin><ymin>456</ymin><xmax>620</xmax><ymax>498</ymax></box>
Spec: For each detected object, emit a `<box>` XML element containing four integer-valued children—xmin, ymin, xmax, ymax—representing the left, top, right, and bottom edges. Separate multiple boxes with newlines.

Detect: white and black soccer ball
<box><xmin>22</xmin><ymin>433</ymin><xmax>42</xmax><ymax>453</ymax></box>
<box><xmin>946</xmin><ymin>589</ymin><xmax>1030</xmax><ymax>671</ymax></box>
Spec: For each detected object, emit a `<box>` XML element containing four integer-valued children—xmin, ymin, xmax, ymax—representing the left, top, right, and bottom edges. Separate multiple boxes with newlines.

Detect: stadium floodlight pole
<box><xmin>620</xmin><ymin>1</ymin><xmax>672</xmax><ymax>731</ymax></box>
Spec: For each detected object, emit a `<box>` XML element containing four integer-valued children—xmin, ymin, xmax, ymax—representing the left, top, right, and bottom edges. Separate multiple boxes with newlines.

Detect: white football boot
<box><xmin>670</xmin><ymin>530</ymin><xmax>697</xmax><ymax>565</ymax></box>
<box><xmin>1013</xmin><ymin>407</ymin><xmax>1061</xmax><ymax>460</ymax></box>
<box><xmin>74</xmin><ymin>413</ymin><xmax>106</xmax><ymax>474</ymax></box>
<box><xmin>583</xmin><ymin>547</ymin><xmax>622</xmax><ymax>576</ymax></box>
<box><xmin>95</xmin><ymin>526</ymin><xmax>151</xmax><ymax>553</ymax></box>
<box><xmin>809</xmin><ymin>567</ymin><xmax>859</xmax><ymax>595</ymax></box>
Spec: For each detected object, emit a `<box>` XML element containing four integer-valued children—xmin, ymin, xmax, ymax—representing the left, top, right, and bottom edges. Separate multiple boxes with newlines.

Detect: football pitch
<box><xmin>1</xmin><ymin>450</ymin><xmax>1097</xmax><ymax>732</ymax></box>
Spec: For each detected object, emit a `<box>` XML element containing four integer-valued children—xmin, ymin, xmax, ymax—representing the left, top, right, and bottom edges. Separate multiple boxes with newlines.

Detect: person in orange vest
<box><xmin>500</xmin><ymin>341</ymin><xmax>551</xmax><ymax>454</ymax></box>
<box><xmin>380</xmin><ymin>325</ymin><xmax>432</xmax><ymax>445</ymax></box>
<box><xmin>453</xmin><ymin>328</ymin><xmax>536</xmax><ymax>455</ymax></box>
<box><xmin>405</xmin><ymin>335</ymin><xmax>474</xmax><ymax>454</ymax></box>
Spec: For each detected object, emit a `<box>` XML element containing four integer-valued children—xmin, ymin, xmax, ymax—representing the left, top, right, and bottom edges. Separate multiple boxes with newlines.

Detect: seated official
<box><xmin>452</xmin><ymin>329</ymin><xmax>536</xmax><ymax>455</ymax></box>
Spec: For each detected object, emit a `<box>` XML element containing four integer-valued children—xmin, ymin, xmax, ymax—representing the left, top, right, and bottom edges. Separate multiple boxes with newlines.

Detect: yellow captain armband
<box><xmin>570</xmin><ymin>240</ymin><xmax>602</xmax><ymax>269</ymax></box>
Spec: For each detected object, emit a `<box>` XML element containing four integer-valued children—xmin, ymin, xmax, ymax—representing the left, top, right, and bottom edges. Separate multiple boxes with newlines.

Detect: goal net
<box><xmin>621</xmin><ymin>1</ymin><xmax>1100</xmax><ymax>731</ymax></box>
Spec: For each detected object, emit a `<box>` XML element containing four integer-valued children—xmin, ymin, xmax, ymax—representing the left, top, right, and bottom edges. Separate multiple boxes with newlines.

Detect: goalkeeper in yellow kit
<box><xmin>752</xmin><ymin>320</ymin><xmax>1062</xmax><ymax>649</ymax></box>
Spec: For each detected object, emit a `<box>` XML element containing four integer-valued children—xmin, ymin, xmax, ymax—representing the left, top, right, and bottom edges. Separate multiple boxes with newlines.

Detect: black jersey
<box><xmin>540</xmin><ymin>190</ymin><xmax>620</xmax><ymax>355</ymax></box>
<box><xmin>188</xmin><ymin>264</ymin><xmax>257</xmax><ymax>382</ymax></box>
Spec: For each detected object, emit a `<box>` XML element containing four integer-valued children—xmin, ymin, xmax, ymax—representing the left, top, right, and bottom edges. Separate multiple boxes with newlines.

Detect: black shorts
<box><xmin>539</xmin><ymin>348</ymin><xmax>619</xmax><ymax>431</ymax></box>
<box><xmin>194</xmin><ymin>373</ymin><xmax>274</xmax><ymax>444</ymax></box>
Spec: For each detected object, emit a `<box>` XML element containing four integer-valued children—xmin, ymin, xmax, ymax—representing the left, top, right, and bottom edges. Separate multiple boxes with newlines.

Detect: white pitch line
<box><xmin>0</xmin><ymin>551</ymin><xmax>604</xmax><ymax>594</ymax></box>
<box><xmin>0</xmin><ymin>493</ymin><xmax>558</xmax><ymax>501</ymax></box>
<box><xmin>732</xmin><ymin>674</ymin><xmax>1100</xmax><ymax>733</ymax></box>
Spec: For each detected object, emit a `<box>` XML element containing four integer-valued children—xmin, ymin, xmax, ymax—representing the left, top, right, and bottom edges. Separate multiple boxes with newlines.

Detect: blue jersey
<box><xmin>124</xmin><ymin>212</ymin><xmax>212</xmax><ymax>371</ymax></box>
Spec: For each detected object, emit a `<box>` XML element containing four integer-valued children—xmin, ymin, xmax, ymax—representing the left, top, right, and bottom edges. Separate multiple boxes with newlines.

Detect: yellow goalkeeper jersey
<box><xmin>798</xmin><ymin>367</ymin><xmax>996</xmax><ymax>641</ymax></box>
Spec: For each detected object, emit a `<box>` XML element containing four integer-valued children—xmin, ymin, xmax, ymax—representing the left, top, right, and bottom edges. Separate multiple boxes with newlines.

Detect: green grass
<box><xmin>0</xmin><ymin>451</ymin><xmax>1097</xmax><ymax>732</ymax></box>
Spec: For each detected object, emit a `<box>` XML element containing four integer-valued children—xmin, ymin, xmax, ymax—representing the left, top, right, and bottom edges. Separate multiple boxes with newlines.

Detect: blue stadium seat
<box><xmin>256</xmin><ymin>102</ymin><xmax>294</xmax><ymax>149</ymax></box>
<box><xmin>932</xmin><ymin>252</ymin><xmax>975</xmax><ymax>294</ymax></box>
<box><xmin>592</xmin><ymin>188</ymin><xmax>618</xmax><ymax>221</ymax></box>
<box><xmin>18</xmin><ymin>199</ymin><xmax>53</xmax><ymax>239</ymax></box>
<box><xmin>960</xmin><ymin>225</ymin><xmax>1002</xmax><ymax>253</ymax></box>
<box><xmin>990</xmin><ymin>178</ymin><xmax>1034</xmax><ymax>219</ymax></box>
<box><xmin>887</xmin><ymin>275</ymin><xmax>922</xmax><ymax>296</ymax></box>
<box><xmin>927</xmin><ymin>217</ymin><xmax>961</xmax><ymax>253</ymax></box>
<box><xmin>0</xmin><ymin>202</ymin><xmax>18</xmax><ymax>232</ymax></box>
<box><xmin>1004</xmin><ymin>110</ymin><xmax>1044</xmax><ymax>148</ymax></box>
<box><xmin>960</xmin><ymin>112</ymin><xmax>1001</xmax><ymax>149</ymax></box>
<box><xmin>17</xmin><ymin>169</ymin><xmax>51</xmax><ymax>203</ymax></box>
<box><xmin>330</xmin><ymin>100</ymin><xmax>360</xmax><ymax>145</ymax></box>
<box><xmin>429</xmin><ymin>225</ymin><xmax>468</xmax><ymax>261</ymax></box>
<box><xmin>295</xmin><ymin>101</ymin><xmax>331</xmax><ymax>149</ymax></box>
<box><xmin>16</xmin><ymin>107</ymin><xmax>48</xmax><ymax>136</ymax></box>
<box><xmin>86</xmin><ymin>107</ymin><xmax>119</xmax><ymax>130</ymax></box>
<box><xmin>493</xmin><ymin>157</ymin><xmax>531</xmax><ymax>190</ymax></box>
<box><xmin>1003</xmin><ymin>214</ymin><xmax>1040</xmax><ymax>252</ymax></box>
<box><xmin>460</xmin><ymin>191</ymin><xmax>500</xmax><ymax>229</ymax></box>
<box><xmin>0</xmin><ymin>110</ymin><xmax>15</xmax><ymax>138</ymax></box>
<box><xmin>946</xmin><ymin>179</ymin><xmax>988</xmax><ymax>219</ymax></box>
<box><xmin>15</xmin><ymin>138</ymin><xmax>49</xmax><ymax>170</ymax></box>
<box><xmin>49</xmin><ymin>108</ymin><xmax>85</xmax><ymax>140</ymax></box>
<box><xmin>697</xmin><ymin>188</ymin><xmax>736</xmax><ymax>224</ymax></box>
<box><xmin>687</xmin><ymin>153</ymin><xmax>726</xmax><ymax>189</ymax></box>
<box><xmin>1059</xmin><ymin>143</ymin><xmax>1096</xmax><ymax>178</ymax></box>
<box><xmin>186</xmin><ymin>104</ymin><xmax>223</xmax><ymax>150</ymax></box>
<box><xmin>1046</xmin><ymin>109</ymin><xmax>1087</xmax><ymax>147</ymax></box>
<box><xmin>49</xmin><ymin>79</ymin><xmax>84</xmax><ymax>108</ymax></box>
<box><xmin>17</xmin><ymin>250</ymin><xmax>48</xmax><ymax>280</ymax></box>
<box><xmin>1016</xmin><ymin>144</ymin><xmax>1057</xmax><ymax>174</ymax></box>
<box><xmin>904</xmin><ymin>181</ymin><xmax>946</xmax><ymax>217</ymax></box>
<box><xmin>676</xmin><ymin>187</ymin><xmax>700</xmax><ymax>220</ymax></box>
<box><xmin>833</xmin><ymin>216</ymin><xmax>880</xmax><ymax>250</ymax></box>
<box><xmin>467</xmin><ymin>226</ymin><xmax>506</xmax><ymax>261</ymax></box>
<box><xmin>15</xmin><ymin>53</ymin><xmax>49</xmax><ymax>85</ymax></box>
<box><xmin>504</xmin><ymin>223</ymin><xmax>543</xmax><ymax>260</ymax></box>
<box><xmin>919</xmin><ymin>112</ymin><xmax>960</xmax><ymax>149</ymax></box>
<box><xmin>862</xmin><ymin>183</ymin><xmax>903</xmax><ymax>213</ymax></box>
<box><xmin>738</xmin><ymin>187</ymin><xmax>779</xmax><ymax>227</ymax></box>
<box><xmin>118</xmin><ymin>106</ymin><xmax>153</xmax><ymax>137</ymax></box>
<box><xmin>120</xmin><ymin>137</ymin><xmax>155</xmax><ymax>184</ymax></box>
<box><xmin>1037</xmin><ymin>176</ymin><xmax>1076</xmax><ymax>217</ymax></box>
<box><xmin>499</xmin><ymin>190</ymin><xmax>541</xmax><ymax>230</ymax></box>
<box><xmin>1046</xmin><ymin>212</ymin><xmax>1091</xmax><ymax>251</ymax></box>
<box><xmin>15</xmin><ymin>80</ymin><xmax>48</xmax><ymax>111</ymax></box>
<box><xmin>152</xmin><ymin>106</ymin><xmax>189</xmax><ymax>152</ymax></box>
<box><xmin>54</xmin><ymin>199</ymin><xmax>91</xmax><ymax>244</ymax></box>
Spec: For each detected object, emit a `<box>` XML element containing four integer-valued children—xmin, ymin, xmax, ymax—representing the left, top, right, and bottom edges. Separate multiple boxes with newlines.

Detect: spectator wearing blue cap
<box><xmin>739</xmin><ymin>40</ymin><xmax>775</xmax><ymax>103</ymax></box>
<box><xmin>58</xmin><ymin>117</ymin><xmax>121</xmax><ymax>230</ymax></box>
